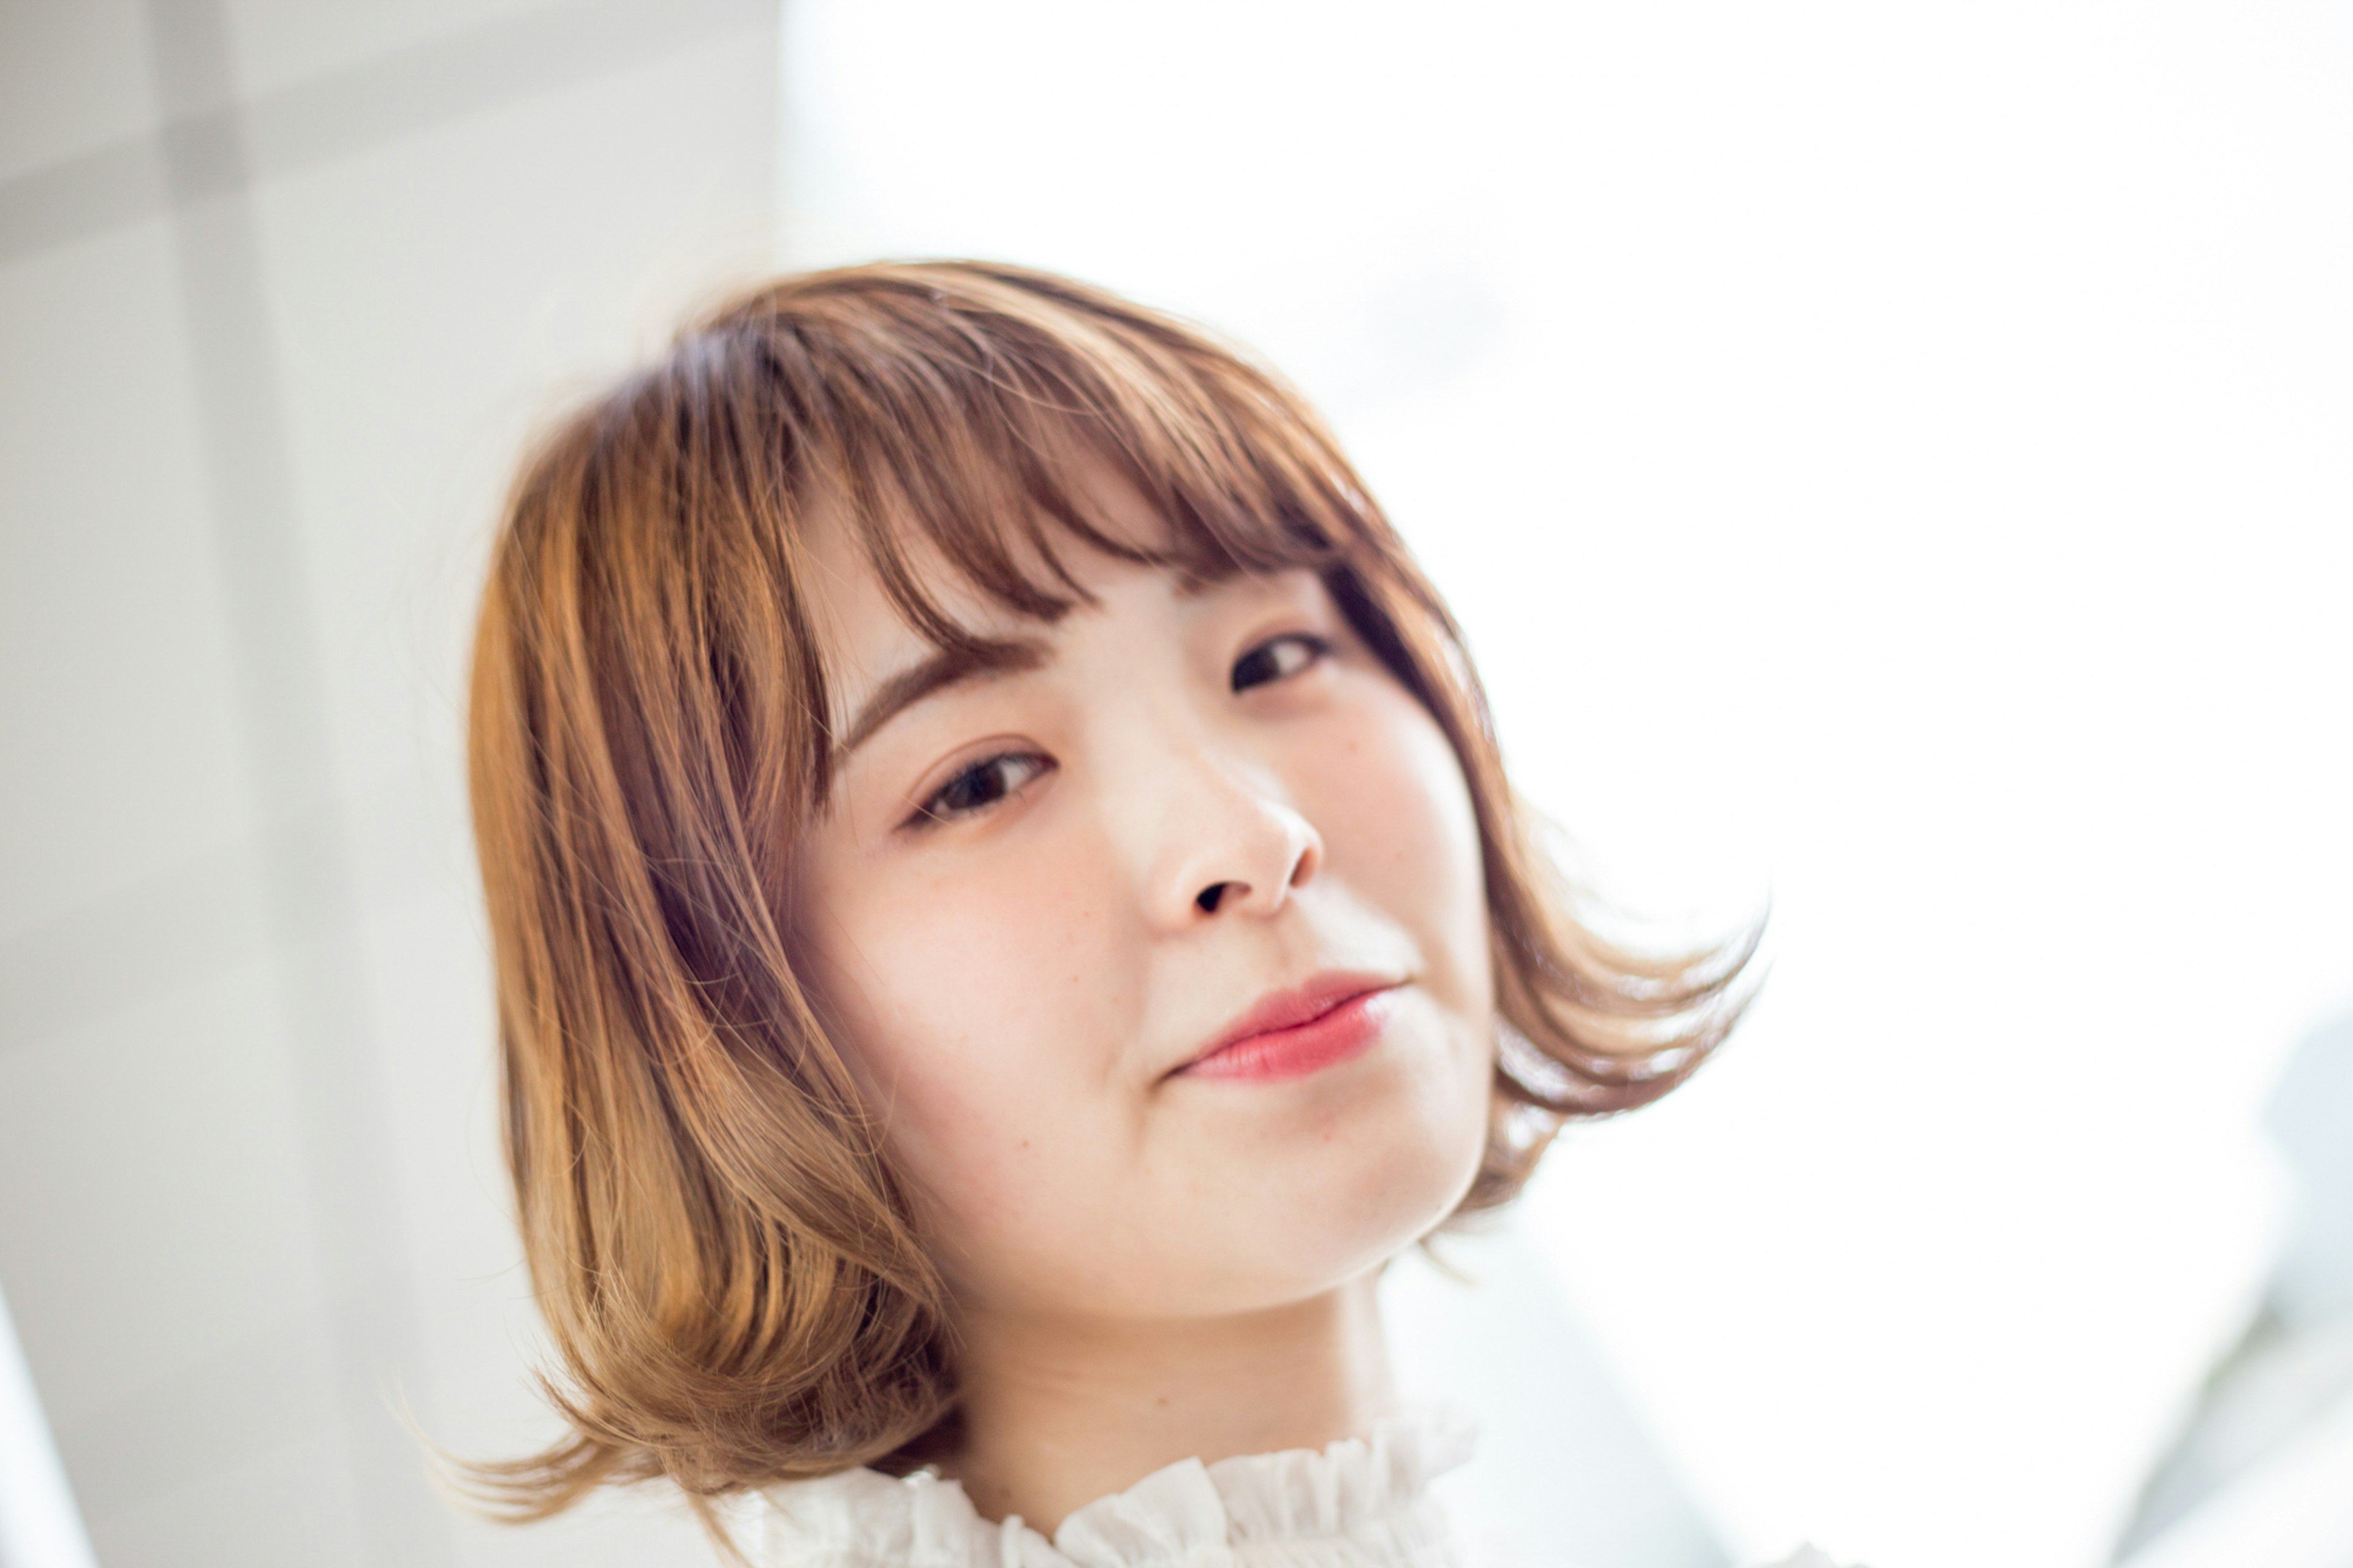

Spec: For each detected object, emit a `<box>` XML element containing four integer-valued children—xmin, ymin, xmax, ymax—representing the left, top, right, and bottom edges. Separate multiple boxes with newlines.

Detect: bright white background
<box><xmin>780</xmin><ymin>6</ymin><xmax>2353</xmax><ymax>1568</ymax></box>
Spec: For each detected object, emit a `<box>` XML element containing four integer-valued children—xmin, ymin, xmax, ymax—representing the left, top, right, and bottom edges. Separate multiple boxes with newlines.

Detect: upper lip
<box><xmin>1175</xmin><ymin>971</ymin><xmax>1400</xmax><ymax>1074</ymax></box>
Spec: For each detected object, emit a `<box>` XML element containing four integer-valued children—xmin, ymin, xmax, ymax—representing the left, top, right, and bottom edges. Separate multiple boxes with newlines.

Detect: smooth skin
<box><xmin>787</xmin><ymin>466</ymin><xmax>1498</xmax><ymax>1532</ymax></box>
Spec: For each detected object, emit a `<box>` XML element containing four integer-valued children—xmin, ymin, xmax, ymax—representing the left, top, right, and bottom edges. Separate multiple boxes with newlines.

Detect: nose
<box><xmin>1128</xmin><ymin>733</ymin><xmax>1323</xmax><ymax>930</ymax></box>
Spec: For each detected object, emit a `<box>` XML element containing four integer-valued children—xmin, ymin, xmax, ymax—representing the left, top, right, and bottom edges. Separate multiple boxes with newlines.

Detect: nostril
<box><xmin>1196</xmin><ymin>882</ymin><xmax>1232</xmax><ymax>914</ymax></box>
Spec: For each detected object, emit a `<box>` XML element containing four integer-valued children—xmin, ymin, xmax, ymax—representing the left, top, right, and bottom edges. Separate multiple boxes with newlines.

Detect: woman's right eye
<box><xmin>908</xmin><ymin>752</ymin><xmax>1054</xmax><ymax>827</ymax></box>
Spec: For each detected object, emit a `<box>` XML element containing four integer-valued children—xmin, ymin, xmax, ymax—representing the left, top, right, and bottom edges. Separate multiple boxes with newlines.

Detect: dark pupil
<box><xmin>1232</xmin><ymin>644</ymin><xmax>1281</xmax><ymax>692</ymax></box>
<box><xmin>942</xmin><ymin>760</ymin><xmax>1009</xmax><ymax>812</ymax></box>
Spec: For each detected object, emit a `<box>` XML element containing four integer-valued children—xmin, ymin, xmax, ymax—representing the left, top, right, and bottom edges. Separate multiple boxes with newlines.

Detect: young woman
<box><xmin>464</xmin><ymin>261</ymin><xmax>1796</xmax><ymax>1566</ymax></box>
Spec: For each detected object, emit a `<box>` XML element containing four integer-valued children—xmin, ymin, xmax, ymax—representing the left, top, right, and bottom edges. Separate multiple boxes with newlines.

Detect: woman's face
<box><xmin>788</xmin><ymin>472</ymin><xmax>1496</xmax><ymax>1325</ymax></box>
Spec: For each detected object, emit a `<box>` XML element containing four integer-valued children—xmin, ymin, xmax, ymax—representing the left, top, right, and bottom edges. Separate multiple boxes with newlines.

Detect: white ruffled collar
<box><xmin>754</xmin><ymin>1406</ymin><xmax>1479</xmax><ymax>1568</ymax></box>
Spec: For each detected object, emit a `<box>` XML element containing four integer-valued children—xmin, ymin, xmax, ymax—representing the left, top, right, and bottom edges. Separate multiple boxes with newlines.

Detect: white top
<box><xmin>751</xmin><ymin>1408</ymin><xmax>1843</xmax><ymax>1568</ymax></box>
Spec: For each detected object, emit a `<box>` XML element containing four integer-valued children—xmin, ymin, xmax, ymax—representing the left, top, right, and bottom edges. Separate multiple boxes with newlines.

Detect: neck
<box><xmin>944</xmin><ymin>1272</ymin><xmax>1395</xmax><ymax>1532</ymax></box>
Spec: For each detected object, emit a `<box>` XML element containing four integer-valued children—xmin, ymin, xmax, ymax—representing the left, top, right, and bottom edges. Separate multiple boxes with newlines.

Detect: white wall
<box><xmin>0</xmin><ymin>2</ymin><xmax>777</xmax><ymax>1562</ymax></box>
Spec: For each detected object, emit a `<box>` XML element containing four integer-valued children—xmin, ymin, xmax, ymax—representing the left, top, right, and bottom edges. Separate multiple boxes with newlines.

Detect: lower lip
<box><xmin>1180</xmin><ymin>988</ymin><xmax>1398</xmax><ymax>1081</ymax></box>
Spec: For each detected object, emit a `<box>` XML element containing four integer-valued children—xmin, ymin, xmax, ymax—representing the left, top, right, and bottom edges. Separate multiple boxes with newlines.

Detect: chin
<box><xmin>962</xmin><ymin>1006</ymin><xmax>1496</xmax><ymax>1321</ymax></box>
<box><xmin>1211</xmin><ymin>1050</ymin><xmax>1493</xmax><ymax>1307</ymax></box>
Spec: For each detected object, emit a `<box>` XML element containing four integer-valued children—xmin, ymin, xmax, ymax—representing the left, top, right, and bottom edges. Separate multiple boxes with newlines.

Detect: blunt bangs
<box><xmin>681</xmin><ymin>262</ymin><xmax>1397</xmax><ymax>790</ymax></box>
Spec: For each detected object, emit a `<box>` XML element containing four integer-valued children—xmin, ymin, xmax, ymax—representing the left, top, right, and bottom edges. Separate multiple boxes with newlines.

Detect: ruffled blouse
<box><xmin>751</xmin><ymin>1409</ymin><xmax>1842</xmax><ymax>1568</ymax></box>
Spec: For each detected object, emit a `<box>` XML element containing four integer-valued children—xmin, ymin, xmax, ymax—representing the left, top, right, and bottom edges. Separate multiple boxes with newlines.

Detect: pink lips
<box><xmin>1177</xmin><ymin>974</ymin><xmax>1400</xmax><ymax>1081</ymax></box>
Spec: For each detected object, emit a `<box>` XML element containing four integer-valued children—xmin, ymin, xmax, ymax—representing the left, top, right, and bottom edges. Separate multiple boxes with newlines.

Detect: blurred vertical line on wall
<box><xmin>2</xmin><ymin>0</ymin><xmax>776</xmax><ymax>1558</ymax></box>
<box><xmin>0</xmin><ymin>0</ymin><xmax>779</xmax><ymax>267</ymax></box>
<box><xmin>133</xmin><ymin>2</ymin><xmax>455</xmax><ymax>1562</ymax></box>
<box><xmin>0</xmin><ymin>1282</ymin><xmax>97</xmax><ymax>1568</ymax></box>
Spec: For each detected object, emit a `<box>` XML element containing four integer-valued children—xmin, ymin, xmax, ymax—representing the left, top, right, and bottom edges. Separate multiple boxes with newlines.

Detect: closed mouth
<box><xmin>1176</xmin><ymin>974</ymin><xmax>1401</xmax><ymax>1081</ymax></box>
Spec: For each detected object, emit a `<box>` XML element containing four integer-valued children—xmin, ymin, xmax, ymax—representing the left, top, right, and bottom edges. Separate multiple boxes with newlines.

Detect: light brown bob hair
<box><xmin>464</xmin><ymin>260</ymin><xmax>1754</xmax><ymax>1519</ymax></box>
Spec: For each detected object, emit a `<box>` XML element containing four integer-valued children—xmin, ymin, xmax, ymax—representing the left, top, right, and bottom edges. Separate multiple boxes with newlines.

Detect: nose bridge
<box><xmin>1099</xmin><ymin>684</ymin><xmax>1317</xmax><ymax>926</ymax></box>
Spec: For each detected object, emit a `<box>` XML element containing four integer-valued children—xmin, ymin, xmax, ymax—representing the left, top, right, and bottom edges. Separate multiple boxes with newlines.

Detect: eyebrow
<box><xmin>835</xmin><ymin>636</ymin><xmax>1054</xmax><ymax>756</ymax></box>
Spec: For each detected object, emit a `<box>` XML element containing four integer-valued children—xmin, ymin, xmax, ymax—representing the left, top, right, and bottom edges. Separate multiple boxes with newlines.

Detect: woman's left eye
<box><xmin>1230</xmin><ymin>633</ymin><xmax>1332</xmax><ymax>693</ymax></box>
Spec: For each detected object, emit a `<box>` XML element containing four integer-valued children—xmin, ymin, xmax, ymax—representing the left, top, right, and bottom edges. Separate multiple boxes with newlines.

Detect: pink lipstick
<box><xmin>1178</xmin><ymin>974</ymin><xmax>1399</xmax><ymax>1081</ymax></box>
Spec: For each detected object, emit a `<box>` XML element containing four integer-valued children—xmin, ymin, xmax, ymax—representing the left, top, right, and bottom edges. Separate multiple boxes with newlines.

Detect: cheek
<box><xmin>794</xmin><ymin>835</ymin><xmax>1134</xmax><ymax>1248</ymax></box>
<box><xmin>1283</xmin><ymin>684</ymin><xmax>1498</xmax><ymax>1228</ymax></box>
<box><xmin>1307</xmin><ymin>687</ymin><xmax>1492</xmax><ymax>1013</ymax></box>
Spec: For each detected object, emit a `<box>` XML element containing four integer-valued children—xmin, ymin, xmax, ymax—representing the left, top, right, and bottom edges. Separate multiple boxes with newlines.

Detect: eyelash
<box><xmin>907</xmin><ymin>752</ymin><xmax>1055</xmax><ymax>828</ymax></box>
<box><xmin>902</xmin><ymin>631</ymin><xmax>1333</xmax><ymax>830</ymax></box>
<box><xmin>1230</xmin><ymin>631</ymin><xmax>1332</xmax><ymax>694</ymax></box>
